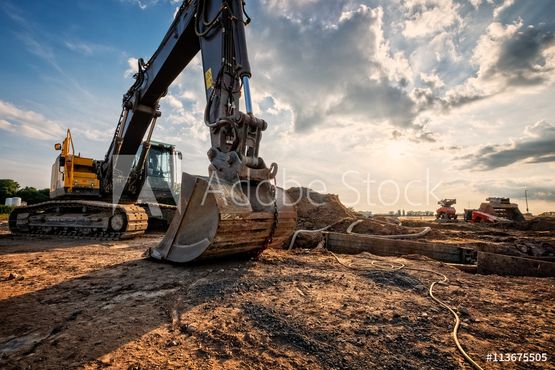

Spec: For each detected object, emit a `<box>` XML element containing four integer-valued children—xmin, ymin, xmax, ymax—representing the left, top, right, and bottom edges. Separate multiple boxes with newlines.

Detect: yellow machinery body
<box><xmin>50</xmin><ymin>129</ymin><xmax>100</xmax><ymax>198</ymax></box>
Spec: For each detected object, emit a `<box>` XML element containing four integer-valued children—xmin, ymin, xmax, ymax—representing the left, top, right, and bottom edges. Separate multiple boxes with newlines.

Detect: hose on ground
<box><xmin>325</xmin><ymin>250</ymin><xmax>484</xmax><ymax>370</ymax></box>
<box><xmin>289</xmin><ymin>218</ymin><xmax>431</xmax><ymax>251</ymax></box>
<box><xmin>346</xmin><ymin>219</ymin><xmax>431</xmax><ymax>239</ymax></box>
<box><xmin>287</xmin><ymin>217</ymin><xmax>353</xmax><ymax>250</ymax></box>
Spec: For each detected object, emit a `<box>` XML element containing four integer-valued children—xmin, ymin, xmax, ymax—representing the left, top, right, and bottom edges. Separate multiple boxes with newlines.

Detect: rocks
<box><xmin>97</xmin><ymin>354</ymin><xmax>112</xmax><ymax>365</ymax></box>
<box><xmin>3</xmin><ymin>273</ymin><xmax>24</xmax><ymax>281</ymax></box>
<box><xmin>458</xmin><ymin>306</ymin><xmax>470</xmax><ymax>317</ymax></box>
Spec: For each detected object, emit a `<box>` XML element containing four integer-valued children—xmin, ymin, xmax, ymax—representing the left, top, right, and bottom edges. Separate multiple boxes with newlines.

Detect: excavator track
<box><xmin>9</xmin><ymin>200</ymin><xmax>148</xmax><ymax>240</ymax></box>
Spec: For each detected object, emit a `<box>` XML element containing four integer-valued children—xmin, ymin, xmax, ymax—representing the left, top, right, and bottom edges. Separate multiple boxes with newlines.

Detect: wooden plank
<box><xmin>448</xmin><ymin>263</ymin><xmax>478</xmax><ymax>274</ymax></box>
<box><xmin>477</xmin><ymin>251</ymin><xmax>555</xmax><ymax>277</ymax></box>
<box><xmin>325</xmin><ymin>232</ymin><xmax>468</xmax><ymax>263</ymax></box>
<box><xmin>327</xmin><ymin>232</ymin><xmax>461</xmax><ymax>256</ymax></box>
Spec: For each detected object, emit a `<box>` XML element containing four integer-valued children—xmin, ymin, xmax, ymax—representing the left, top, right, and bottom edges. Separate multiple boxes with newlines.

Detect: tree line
<box><xmin>0</xmin><ymin>179</ymin><xmax>49</xmax><ymax>208</ymax></box>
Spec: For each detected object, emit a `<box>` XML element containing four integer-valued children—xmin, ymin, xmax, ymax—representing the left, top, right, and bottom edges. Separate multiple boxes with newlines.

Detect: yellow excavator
<box><xmin>9</xmin><ymin>0</ymin><xmax>296</xmax><ymax>263</ymax></box>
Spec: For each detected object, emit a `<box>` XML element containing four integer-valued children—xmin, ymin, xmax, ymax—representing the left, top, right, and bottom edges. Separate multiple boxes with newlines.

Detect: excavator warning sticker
<box><xmin>204</xmin><ymin>68</ymin><xmax>214</xmax><ymax>90</ymax></box>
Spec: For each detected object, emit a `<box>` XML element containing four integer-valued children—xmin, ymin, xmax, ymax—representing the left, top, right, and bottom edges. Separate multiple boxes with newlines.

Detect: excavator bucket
<box><xmin>147</xmin><ymin>173</ymin><xmax>296</xmax><ymax>263</ymax></box>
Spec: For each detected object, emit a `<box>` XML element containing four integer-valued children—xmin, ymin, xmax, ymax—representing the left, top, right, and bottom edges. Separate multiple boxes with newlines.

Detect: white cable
<box><xmin>287</xmin><ymin>217</ymin><xmax>352</xmax><ymax>250</ymax></box>
<box><xmin>347</xmin><ymin>219</ymin><xmax>431</xmax><ymax>239</ymax></box>
<box><xmin>289</xmin><ymin>219</ymin><xmax>431</xmax><ymax>250</ymax></box>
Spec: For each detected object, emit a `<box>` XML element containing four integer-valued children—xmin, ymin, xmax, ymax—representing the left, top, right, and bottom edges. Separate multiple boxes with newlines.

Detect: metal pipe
<box><xmin>242</xmin><ymin>75</ymin><xmax>253</xmax><ymax>114</ymax></box>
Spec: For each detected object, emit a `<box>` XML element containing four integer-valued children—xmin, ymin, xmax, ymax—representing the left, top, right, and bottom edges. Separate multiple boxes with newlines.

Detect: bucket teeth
<box><xmin>147</xmin><ymin>172</ymin><xmax>296</xmax><ymax>263</ymax></box>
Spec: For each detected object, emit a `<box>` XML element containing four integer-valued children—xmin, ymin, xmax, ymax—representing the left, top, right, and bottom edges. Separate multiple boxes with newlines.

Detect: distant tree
<box><xmin>0</xmin><ymin>179</ymin><xmax>20</xmax><ymax>204</ymax></box>
<box><xmin>15</xmin><ymin>187</ymin><xmax>50</xmax><ymax>205</ymax></box>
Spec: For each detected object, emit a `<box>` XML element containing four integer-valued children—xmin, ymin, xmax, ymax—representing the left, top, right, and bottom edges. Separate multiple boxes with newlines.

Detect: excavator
<box><xmin>9</xmin><ymin>0</ymin><xmax>297</xmax><ymax>263</ymax></box>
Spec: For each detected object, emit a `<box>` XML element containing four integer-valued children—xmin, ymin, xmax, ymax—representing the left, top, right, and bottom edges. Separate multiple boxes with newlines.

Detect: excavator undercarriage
<box><xmin>9</xmin><ymin>201</ymin><xmax>148</xmax><ymax>239</ymax></box>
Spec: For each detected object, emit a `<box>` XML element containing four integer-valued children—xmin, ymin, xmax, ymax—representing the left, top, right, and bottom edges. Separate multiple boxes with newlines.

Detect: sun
<box><xmin>386</xmin><ymin>141</ymin><xmax>405</xmax><ymax>158</ymax></box>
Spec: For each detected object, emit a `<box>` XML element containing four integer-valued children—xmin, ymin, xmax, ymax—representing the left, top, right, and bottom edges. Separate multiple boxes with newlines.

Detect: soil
<box><xmin>0</xmin><ymin>222</ymin><xmax>554</xmax><ymax>369</ymax></box>
<box><xmin>286</xmin><ymin>188</ymin><xmax>359</xmax><ymax>230</ymax></box>
<box><xmin>329</xmin><ymin>219</ymin><xmax>412</xmax><ymax>235</ymax></box>
<box><xmin>401</xmin><ymin>219</ymin><xmax>555</xmax><ymax>258</ymax></box>
<box><xmin>288</xmin><ymin>187</ymin><xmax>555</xmax><ymax>257</ymax></box>
<box><xmin>286</xmin><ymin>188</ymin><xmax>424</xmax><ymax>249</ymax></box>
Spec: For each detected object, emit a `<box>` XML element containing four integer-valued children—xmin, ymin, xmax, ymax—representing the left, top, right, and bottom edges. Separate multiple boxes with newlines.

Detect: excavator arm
<box><xmin>100</xmin><ymin>0</ymin><xmax>296</xmax><ymax>262</ymax></box>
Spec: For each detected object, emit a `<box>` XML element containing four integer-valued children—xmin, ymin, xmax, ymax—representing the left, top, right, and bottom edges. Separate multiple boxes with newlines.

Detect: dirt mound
<box><xmin>353</xmin><ymin>219</ymin><xmax>409</xmax><ymax>235</ymax></box>
<box><xmin>329</xmin><ymin>218</ymin><xmax>409</xmax><ymax>235</ymax></box>
<box><xmin>286</xmin><ymin>187</ymin><xmax>359</xmax><ymax>230</ymax></box>
<box><xmin>514</xmin><ymin>217</ymin><xmax>555</xmax><ymax>231</ymax></box>
<box><xmin>286</xmin><ymin>188</ymin><xmax>420</xmax><ymax>248</ymax></box>
<box><xmin>286</xmin><ymin>187</ymin><xmax>358</xmax><ymax>248</ymax></box>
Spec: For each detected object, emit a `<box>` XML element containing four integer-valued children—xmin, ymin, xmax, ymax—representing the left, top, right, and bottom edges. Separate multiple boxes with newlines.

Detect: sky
<box><xmin>0</xmin><ymin>0</ymin><xmax>554</xmax><ymax>213</ymax></box>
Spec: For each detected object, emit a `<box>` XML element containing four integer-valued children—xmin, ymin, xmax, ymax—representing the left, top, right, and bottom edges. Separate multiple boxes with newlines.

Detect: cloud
<box><xmin>459</xmin><ymin>120</ymin><xmax>555</xmax><ymax>170</ymax></box>
<box><xmin>123</xmin><ymin>0</ymin><xmax>159</xmax><ymax>10</ymax></box>
<box><xmin>437</xmin><ymin>145</ymin><xmax>462</xmax><ymax>151</ymax></box>
<box><xmin>0</xmin><ymin>100</ymin><xmax>113</xmax><ymax>143</ymax></box>
<box><xmin>0</xmin><ymin>119</ymin><xmax>16</xmax><ymax>133</ymax></box>
<box><xmin>402</xmin><ymin>0</ymin><xmax>461</xmax><ymax>39</ymax></box>
<box><xmin>248</xmin><ymin>4</ymin><xmax>419</xmax><ymax>132</ymax></box>
<box><xmin>493</xmin><ymin>0</ymin><xmax>515</xmax><ymax>19</ymax></box>
<box><xmin>420</xmin><ymin>71</ymin><xmax>445</xmax><ymax>89</ymax></box>
<box><xmin>64</xmin><ymin>40</ymin><xmax>114</xmax><ymax>56</ymax></box>
<box><xmin>387</xmin><ymin>125</ymin><xmax>437</xmax><ymax>143</ymax></box>
<box><xmin>474</xmin><ymin>178</ymin><xmax>555</xmax><ymax>201</ymax></box>
<box><xmin>469</xmin><ymin>0</ymin><xmax>483</xmax><ymax>10</ymax></box>
<box><xmin>124</xmin><ymin>57</ymin><xmax>139</xmax><ymax>78</ymax></box>
<box><xmin>414</xmin><ymin>131</ymin><xmax>437</xmax><ymax>143</ymax></box>
<box><xmin>428</xmin><ymin>19</ymin><xmax>555</xmax><ymax>110</ymax></box>
<box><xmin>122</xmin><ymin>0</ymin><xmax>181</xmax><ymax>10</ymax></box>
<box><xmin>3</xmin><ymin>3</ymin><xmax>94</xmax><ymax>99</ymax></box>
<box><xmin>0</xmin><ymin>100</ymin><xmax>65</xmax><ymax>140</ymax></box>
<box><xmin>475</xmin><ymin>21</ymin><xmax>555</xmax><ymax>87</ymax></box>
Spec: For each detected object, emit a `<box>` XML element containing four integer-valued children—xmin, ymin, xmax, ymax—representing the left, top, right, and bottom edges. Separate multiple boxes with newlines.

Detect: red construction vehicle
<box><xmin>436</xmin><ymin>199</ymin><xmax>457</xmax><ymax>221</ymax></box>
<box><xmin>465</xmin><ymin>197</ymin><xmax>524</xmax><ymax>223</ymax></box>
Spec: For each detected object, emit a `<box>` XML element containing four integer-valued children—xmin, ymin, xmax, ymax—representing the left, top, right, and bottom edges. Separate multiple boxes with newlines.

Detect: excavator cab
<box><xmin>136</xmin><ymin>141</ymin><xmax>182</xmax><ymax>206</ymax></box>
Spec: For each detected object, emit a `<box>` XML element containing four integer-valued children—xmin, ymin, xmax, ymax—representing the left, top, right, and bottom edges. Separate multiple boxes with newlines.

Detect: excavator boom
<box><xmin>143</xmin><ymin>0</ymin><xmax>297</xmax><ymax>262</ymax></box>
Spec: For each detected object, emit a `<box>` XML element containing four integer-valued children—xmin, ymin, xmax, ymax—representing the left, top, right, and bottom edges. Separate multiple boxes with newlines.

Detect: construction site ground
<box><xmin>0</xmin><ymin>220</ymin><xmax>553</xmax><ymax>370</ymax></box>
